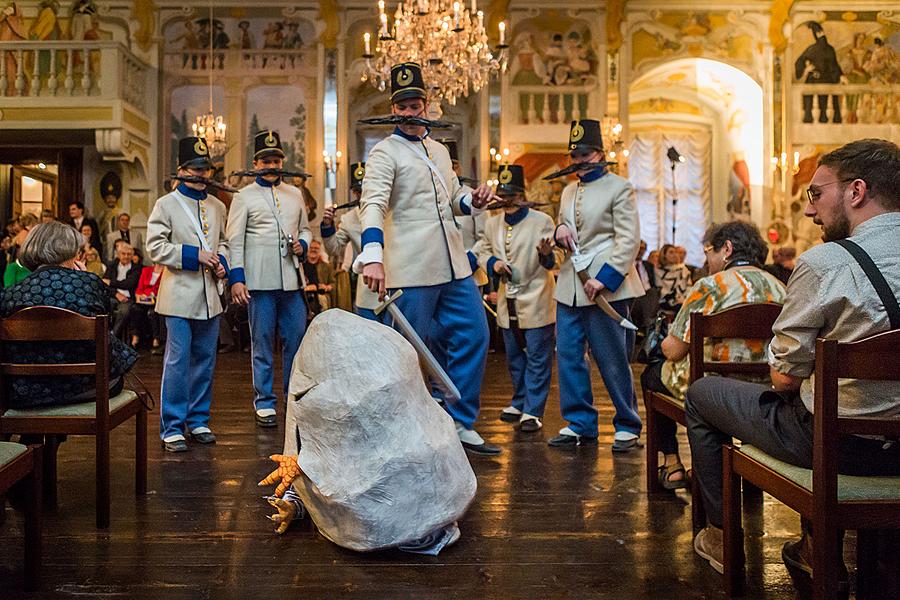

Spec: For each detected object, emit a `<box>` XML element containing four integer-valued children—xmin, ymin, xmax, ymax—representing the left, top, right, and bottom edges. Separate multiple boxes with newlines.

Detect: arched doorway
<box><xmin>626</xmin><ymin>58</ymin><xmax>764</xmax><ymax>266</ymax></box>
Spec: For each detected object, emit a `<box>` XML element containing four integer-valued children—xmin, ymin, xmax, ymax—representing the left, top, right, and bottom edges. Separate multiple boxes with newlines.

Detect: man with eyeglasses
<box><xmin>684</xmin><ymin>138</ymin><xmax>900</xmax><ymax>589</ymax></box>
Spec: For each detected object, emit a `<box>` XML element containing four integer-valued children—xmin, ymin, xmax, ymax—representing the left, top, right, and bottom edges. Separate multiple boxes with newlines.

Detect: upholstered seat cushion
<box><xmin>3</xmin><ymin>389</ymin><xmax>139</xmax><ymax>418</ymax></box>
<box><xmin>739</xmin><ymin>444</ymin><xmax>900</xmax><ymax>501</ymax></box>
<box><xmin>0</xmin><ymin>441</ymin><xmax>28</xmax><ymax>467</ymax></box>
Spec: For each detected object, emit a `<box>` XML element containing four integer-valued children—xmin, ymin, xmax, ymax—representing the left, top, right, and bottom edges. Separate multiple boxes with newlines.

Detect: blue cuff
<box><xmin>361</xmin><ymin>227</ymin><xmax>384</xmax><ymax>247</ymax></box>
<box><xmin>320</xmin><ymin>223</ymin><xmax>337</xmax><ymax>238</ymax></box>
<box><xmin>230</xmin><ymin>267</ymin><xmax>246</xmax><ymax>285</ymax></box>
<box><xmin>595</xmin><ymin>263</ymin><xmax>625</xmax><ymax>292</ymax></box>
<box><xmin>182</xmin><ymin>245</ymin><xmax>200</xmax><ymax>271</ymax></box>
<box><xmin>218</xmin><ymin>254</ymin><xmax>229</xmax><ymax>276</ymax></box>
<box><xmin>539</xmin><ymin>252</ymin><xmax>555</xmax><ymax>270</ymax></box>
<box><xmin>487</xmin><ymin>256</ymin><xmax>500</xmax><ymax>275</ymax></box>
<box><xmin>299</xmin><ymin>239</ymin><xmax>308</xmax><ymax>261</ymax></box>
<box><xmin>459</xmin><ymin>197</ymin><xmax>472</xmax><ymax>216</ymax></box>
<box><xmin>466</xmin><ymin>251</ymin><xmax>478</xmax><ymax>272</ymax></box>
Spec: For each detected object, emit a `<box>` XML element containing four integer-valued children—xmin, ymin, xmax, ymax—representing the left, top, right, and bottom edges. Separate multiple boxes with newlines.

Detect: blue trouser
<box><xmin>248</xmin><ymin>290</ymin><xmax>307</xmax><ymax>412</ymax></box>
<box><xmin>160</xmin><ymin>316</ymin><xmax>220</xmax><ymax>441</ymax></box>
<box><xmin>390</xmin><ymin>276</ymin><xmax>488</xmax><ymax>429</ymax></box>
<box><xmin>556</xmin><ymin>301</ymin><xmax>642</xmax><ymax>438</ymax></box>
<box><xmin>502</xmin><ymin>324</ymin><xmax>554</xmax><ymax>418</ymax></box>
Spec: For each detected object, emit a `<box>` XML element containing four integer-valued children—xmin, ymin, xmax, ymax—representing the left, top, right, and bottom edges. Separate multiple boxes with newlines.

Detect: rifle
<box><xmin>485</xmin><ymin>198</ymin><xmax>550</xmax><ymax>211</ymax></box>
<box><xmin>357</xmin><ymin>115</ymin><xmax>453</xmax><ymax>129</ymax></box>
<box><xmin>230</xmin><ymin>168</ymin><xmax>312</xmax><ymax>179</ymax></box>
<box><xmin>169</xmin><ymin>174</ymin><xmax>239</xmax><ymax>193</ymax></box>
<box><xmin>542</xmin><ymin>161</ymin><xmax>617</xmax><ymax>180</ymax></box>
<box><xmin>332</xmin><ymin>200</ymin><xmax>360</xmax><ymax>211</ymax></box>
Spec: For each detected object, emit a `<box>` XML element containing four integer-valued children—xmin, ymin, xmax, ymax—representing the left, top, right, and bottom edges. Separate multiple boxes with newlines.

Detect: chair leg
<box><xmin>24</xmin><ymin>446</ymin><xmax>42</xmax><ymax>592</ymax></box>
<box><xmin>644</xmin><ymin>395</ymin><xmax>661</xmax><ymax>493</ymax></box>
<box><xmin>812</xmin><ymin>524</ymin><xmax>842</xmax><ymax>600</ymax></box>
<box><xmin>96</xmin><ymin>429</ymin><xmax>110</xmax><ymax>529</ymax></box>
<box><xmin>742</xmin><ymin>479</ymin><xmax>763</xmax><ymax>509</ymax></box>
<box><xmin>856</xmin><ymin>529</ymin><xmax>877</xmax><ymax>600</ymax></box>
<box><xmin>723</xmin><ymin>447</ymin><xmax>745</xmax><ymax>598</ymax></box>
<box><xmin>41</xmin><ymin>437</ymin><xmax>59</xmax><ymax>509</ymax></box>
<box><xmin>135</xmin><ymin>405</ymin><xmax>148</xmax><ymax>495</ymax></box>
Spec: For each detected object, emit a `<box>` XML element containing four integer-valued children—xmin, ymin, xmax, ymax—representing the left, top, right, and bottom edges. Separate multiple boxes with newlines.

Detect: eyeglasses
<box><xmin>806</xmin><ymin>178</ymin><xmax>857</xmax><ymax>205</ymax></box>
<box><xmin>703</xmin><ymin>244</ymin><xmax>715</xmax><ymax>254</ymax></box>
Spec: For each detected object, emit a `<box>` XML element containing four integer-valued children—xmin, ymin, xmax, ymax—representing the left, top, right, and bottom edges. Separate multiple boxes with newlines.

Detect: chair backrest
<box><xmin>0</xmin><ymin>306</ymin><xmax>109</xmax><ymax>421</ymax></box>
<box><xmin>688</xmin><ymin>302</ymin><xmax>783</xmax><ymax>384</ymax></box>
<box><xmin>813</xmin><ymin>329</ymin><xmax>900</xmax><ymax>508</ymax></box>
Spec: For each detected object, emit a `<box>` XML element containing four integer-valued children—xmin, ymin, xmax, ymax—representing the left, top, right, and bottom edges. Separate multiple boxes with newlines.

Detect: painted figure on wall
<box><xmin>510</xmin><ymin>23</ymin><xmax>597</xmax><ymax>87</ymax></box>
<box><xmin>238</xmin><ymin>20</ymin><xmax>253</xmax><ymax>49</ymax></box>
<box><xmin>794</xmin><ymin>21</ymin><xmax>844</xmax><ymax>123</ymax></box>
<box><xmin>70</xmin><ymin>0</ymin><xmax>96</xmax><ymax>41</ymax></box>
<box><xmin>0</xmin><ymin>1</ymin><xmax>26</xmax><ymax>95</ymax></box>
<box><xmin>864</xmin><ymin>38</ymin><xmax>899</xmax><ymax>84</ymax></box>
<box><xmin>29</xmin><ymin>0</ymin><xmax>60</xmax><ymax>78</ymax></box>
<box><xmin>174</xmin><ymin>20</ymin><xmax>200</xmax><ymax>68</ymax></box>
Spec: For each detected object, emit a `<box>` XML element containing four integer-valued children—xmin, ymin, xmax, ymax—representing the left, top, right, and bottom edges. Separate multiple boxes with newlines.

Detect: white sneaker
<box><xmin>455</xmin><ymin>422</ymin><xmax>485</xmax><ymax>446</ymax></box>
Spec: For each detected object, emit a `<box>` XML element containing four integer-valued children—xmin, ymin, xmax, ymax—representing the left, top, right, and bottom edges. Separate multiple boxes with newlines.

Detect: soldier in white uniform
<box><xmin>356</xmin><ymin>62</ymin><xmax>500</xmax><ymax>455</ymax></box>
<box><xmin>226</xmin><ymin>130</ymin><xmax>312</xmax><ymax>428</ymax></box>
<box><xmin>550</xmin><ymin>120</ymin><xmax>645</xmax><ymax>450</ymax></box>
<box><xmin>474</xmin><ymin>164</ymin><xmax>558</xmax><ymax>433</ymax></box>
<box><xmin>147</xmin><ymin>137</ymin><xmax>229</xmax><ymax>452</ymax></box>
<box><xmin>320</xmin><ymin>162</ymin><xmax>381</xmax><ymax>321</ymax></box>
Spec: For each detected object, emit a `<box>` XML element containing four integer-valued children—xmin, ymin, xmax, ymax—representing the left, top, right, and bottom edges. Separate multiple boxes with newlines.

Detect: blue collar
<box><xmin>256</xmin><ymin>175</ymin><xmax>280</xmax><ymax>188</ymax></box>
<box><xmin>176</xmin><ymin>182</ymin><xmax>208</xmax><ymax>200</ymax></box>
<box><xmin>504</xmin><ymin>206</ymin><xmax>529</xmax><ymax>226</ymax></box>
<box><xmin>578</xmin><ymin>166</ymin><xmax>607</xmax><ymax>183</ymax></box>
<box><xmin>393</xmin><ymin>126</ymin><xmax>429</xmax><ymax>142</ymax></box>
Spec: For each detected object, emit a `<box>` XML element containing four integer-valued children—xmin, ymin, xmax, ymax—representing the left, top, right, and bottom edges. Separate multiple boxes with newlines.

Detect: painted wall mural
<box><xmin>168</xmin><ymin>84</ymin><xmax>224</xmax><ymax>169</ymax></box>
<box><xmin>245</xmin><ymin>85</ymin><xmax>307</xmax><ymax>172</ymax></box>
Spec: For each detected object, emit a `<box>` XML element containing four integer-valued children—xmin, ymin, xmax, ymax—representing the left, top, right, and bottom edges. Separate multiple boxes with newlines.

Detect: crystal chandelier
<box><xmin>361</xmin><ymin>0</ymin><xmax>508</xmax><ymax>106</ymax></box>
<box><xmin>192</xmin><ymin>0</ymin><xmax>227</xmax><ymax>158</ymax></box>
<box><xmin>601</xmin><ymin>115</ymin><xmax>628</xmax><ymax>161</ymax></box>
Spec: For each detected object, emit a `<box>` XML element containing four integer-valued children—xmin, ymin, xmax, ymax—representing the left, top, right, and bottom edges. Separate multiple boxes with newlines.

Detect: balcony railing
<box><xmin>792</xmin><ymin>83</ymin><xmax>899</xmax><ymax>125</ymax></box>
<box><xmin>515</xmin><ymin>85</ymin><xmax>592</xmax><ymax>125</ymax></box>
<box><xmin>0</xmin><ymin>41</ymin><xmax>151</xmax><ymax>113</ymax></box>
<box><xmin>163</xmin><ymin>48</ymin><xmax>311</xmax><ymax>76</ymax></box>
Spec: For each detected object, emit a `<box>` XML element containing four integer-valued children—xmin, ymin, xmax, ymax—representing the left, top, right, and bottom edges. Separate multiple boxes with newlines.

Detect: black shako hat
<box><xmin>568</xmin><ymin>119</ymin><xmax>604</xmax><ymax>154</ymax></box>
<box><xmin>439</xmin><ymin>139</ymin><xmax>459</xmax><ymax>163</ymax></box>
<box><xmin>496</xmin><ymin>164</ymin><xmax>526</xmax><ymax>196</ymax></box>
<box><xmin>390</xmin><ymin>62</ymin><xmax>427</xmax><ymax>103</ymax></box>
<box><xmin>178</xmin><ymin>136</ymin><xmax>214</xmax><ymax>170</ymax></box>
<box><xmin>254</xmin><ymin>129</ymin><xmax>286</xmax><ymax>160</ymax></box>
<box><xmin>350</xmin><ymin>162</ymin><xmax>366</xmax><ymax>191</ymax></box>
<box><xmin>99</xmin><ymin>171</ymin><xmax>122</xmax><ymax>199</ymax></box>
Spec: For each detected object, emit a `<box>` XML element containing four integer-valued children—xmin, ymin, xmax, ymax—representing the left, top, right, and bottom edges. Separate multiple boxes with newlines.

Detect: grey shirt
<box><xmin>769</xmin><ymin>211</ymin><xmax>900</xmax><ymax>417</ymax></box>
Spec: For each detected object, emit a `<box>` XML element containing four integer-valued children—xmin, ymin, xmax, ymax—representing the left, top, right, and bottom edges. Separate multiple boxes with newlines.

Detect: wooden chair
<box><xmin>643</xmin><ymin>303</ymin><xmax>783</xmax><ymax>529</ymax></box>
<box><xmin>0</xmin><ymin>442</ymin><xmax>42</xmax><ymax>591</ymax></box>
<box><xmin>723</xmin><ymin>330</ymin><xmax>900</xmax><ymax>599</ymax></box>
<box><xmin>0</xmin><ymin>306</ymin><xmax>148</xmax><ymax>529</ymax></box>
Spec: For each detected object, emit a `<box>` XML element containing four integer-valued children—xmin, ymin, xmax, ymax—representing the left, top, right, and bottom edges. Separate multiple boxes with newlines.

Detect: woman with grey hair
<box><xmin>0</xmin><ymin>221</ymin><xmax>137</xmax><ymax>409</ymax></box>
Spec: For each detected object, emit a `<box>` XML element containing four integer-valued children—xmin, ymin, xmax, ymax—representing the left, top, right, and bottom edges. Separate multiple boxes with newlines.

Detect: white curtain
<box><xmin>627</xmin><ymin>128</ymin><xmax>710</xmax><ymax>267</ymax></box>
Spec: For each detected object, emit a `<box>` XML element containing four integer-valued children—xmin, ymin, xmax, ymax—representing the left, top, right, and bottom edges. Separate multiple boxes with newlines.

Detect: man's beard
<box><xmin>820</xmin><ymin>208</ymin><xmax>851</xmax><ymax>242</ymax></box>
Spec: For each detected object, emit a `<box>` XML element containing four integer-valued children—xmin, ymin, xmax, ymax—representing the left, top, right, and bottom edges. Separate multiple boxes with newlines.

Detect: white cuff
<box><xmin>352</xmin><ymin>242</ymin><xmax>383</xmax><ymax>274</ymax></box>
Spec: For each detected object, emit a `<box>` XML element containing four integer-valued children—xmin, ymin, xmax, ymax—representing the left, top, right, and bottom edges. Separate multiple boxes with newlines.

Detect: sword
<box><xmin>570</xmin><ymin>250</ymin><xmax>638</xmax><ymax>331</ymax></box>
<box><xmin>374</xmin><ymin>290</ymin><xmax>462</xmax><ymax>404</ymax></box>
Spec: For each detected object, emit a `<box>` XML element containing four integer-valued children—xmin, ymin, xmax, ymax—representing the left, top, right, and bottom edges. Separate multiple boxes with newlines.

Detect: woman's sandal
<box><xmin>657</xmin><ymin>463</ymin><xmax>688</xmax><ymax>490</ymax></box>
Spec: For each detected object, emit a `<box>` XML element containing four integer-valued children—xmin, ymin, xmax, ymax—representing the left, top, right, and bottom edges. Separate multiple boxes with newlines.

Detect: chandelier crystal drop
<box><xmin>361</xmin><ymin>0</ymin><xmax>508</xmax><ymax>106</ymax></box>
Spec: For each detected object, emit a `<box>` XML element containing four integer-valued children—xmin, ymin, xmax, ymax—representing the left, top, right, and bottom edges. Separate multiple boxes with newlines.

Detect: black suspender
<box><xmin>834</xmin><ymin>239</ymin><xmax>900</xmax><ymax>330</ymax></box>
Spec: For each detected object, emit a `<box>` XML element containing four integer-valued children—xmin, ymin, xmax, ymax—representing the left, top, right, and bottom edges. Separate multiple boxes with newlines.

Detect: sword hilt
<box><xmin>374</xmin><ymin>289</ymin><xmax>404</xmax><ymax>317</ymax></box>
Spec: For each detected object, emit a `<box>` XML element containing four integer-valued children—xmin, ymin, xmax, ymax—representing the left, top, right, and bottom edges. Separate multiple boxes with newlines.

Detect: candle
<box><xmin>477</xmin><ymin>10</ymin><xmax>483</xmax><ymax>29</ymax></box>
<box><xmin>780</xmin><ymin>152</ymin><xmax>787</xmax><ymax>168</ymax></box>
<box><xmin>380</xmin><ymin>13</ymin><xmax>388</xmax><ymax>36</ymax></box>
<box><xmin>793</xmin><ymin>151</ymin><xmax>800</xmax><ymax>170</ymax></box>
<box><xmin>498</xmin><ymin>21</ymin><xmax>506</xmax><ymax>45</ymax></box>
<box><xmin>471</xmin><ymin>0</ymin><xmax>476</xmax><ymax>14</ymax></box>
<box><xmin>453</xmin><ymin>2</ymin><xmax>460</xmax><ymax>27</ymax></box>
<box><xmin>364</xmin><ymin>32</ymin><xmax>371</xmax><ymax>54</ymax></box>
<box><xmin>378</xmin><ymin>0</ymin><xmax>384</xmax><ymax>14</ymax></box>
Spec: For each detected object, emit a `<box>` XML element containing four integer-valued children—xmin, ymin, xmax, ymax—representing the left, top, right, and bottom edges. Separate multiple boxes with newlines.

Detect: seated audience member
<box><xmin>104</xmin><ymin>212</ymin><xmax>145</xmax><ymax>263</ymax></box>
<box><xmin>685</xmin><ymin>139</ymin><xmax>900</xmax><ymax>582</ymax></box>
<box><xmin>302</xmin><ymin>240</ymin><xmax>334</xmax><ymax>318</ymax></box>
<box><xmin>3</xmin><ymin>256</ymin><xmax>30</xmax><ymax>287</ymax></box>
<box><xmin>765</xmin><ymin>246</ymin><xmax>797</xmax><ymax>285</ymax></box>
<box><xmin>0</xmin><ymin>221</ymin><xmax>138</xmax><ymax>409</ymax></box>
<box><xmin>640</xmin><ymin>221</ymin><xmax>786</xmax><ymax>489</ymax></box>
<box><xmin>128</xmin><ymin>263</ymin><xmax>164</xmax><ymax>353</ymax></box>
<box><xmin>83</xmin><ymin>246</ymin><xmax>107</xmax><ymax>277</ymax></box>
<box><xmin>655</xmin><ymin>243</ymin><xmax>693</xmax><ymax>314</ymax></box>
<box><xmin>104</xmin><ymin>242</ymin><xmax>141</xmax><ymax>336</ymax></box>
<box><xmin>12</xmin><ymin>213</ymin><xmax>38</xmax><ymax>256</ymax></box>
<box><xmin>40</xmin><ymin>209</ymin><xmax>55</xmax><ymax>223</ymax></box>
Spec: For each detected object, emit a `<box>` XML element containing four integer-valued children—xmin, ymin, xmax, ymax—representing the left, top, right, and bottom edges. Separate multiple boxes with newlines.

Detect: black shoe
<box><xmin>548</xmin><ymin>433</ymin><xmax>598</xmax><ymax>448</ymax></box>
<box><xmin>611</xmin><ymin>438</ymin><xmax>642</xmax><ymax>453</ymax></box>
<box><xmin>519</xmin><ymin>418</ymin><xmax>542</xmax><ymax>433</ymax></box>
<box><xmin>781</xmin><ymin>538</ymin><xmax>849</xmax><ymax>596</ymax></box>
<box><xmin>163</xmin><ymin>439</ymin><xmax>188</xmax><ymax>453</ymax></box>
<box><xmin>499</xmin><ymin>411</ymin><xmax>520</xmax><ymax>423</ymax></box>
<box><xmin>218</xmin><ymin>344</ymin><xmax>236</xmax><ymax>354</ymax></box>
<box><xmin>461</xmin><ymin>440</ymin><xmax>502</xmax><ymax>456</ymax></box>
<box><xmin>256</xmin><ymin>413</ymin><xmax>277</xmax><ymax>428</ymax></box>
<box><xmin>190</xmin><ymin>431</ymin><xmax>217</xmax><ymax>444</ymax></box>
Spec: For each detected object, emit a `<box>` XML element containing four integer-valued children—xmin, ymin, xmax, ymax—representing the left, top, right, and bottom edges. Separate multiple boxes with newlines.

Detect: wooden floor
<box><xmin>0</xmin><ymin>345</ymin><xmax>815</xmax><ymax>599</ymax></box>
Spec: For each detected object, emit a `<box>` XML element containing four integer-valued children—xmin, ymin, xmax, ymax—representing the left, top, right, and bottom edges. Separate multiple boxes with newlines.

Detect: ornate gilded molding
<box><xmin>318</xmin><ymin>0</ymin><xmax>340</xmax><ymax>49</ymax></box>
<box><xmin>769</xmin><ymin>0</ymin><xmax>795</xmax><ymax>53</ymax></box>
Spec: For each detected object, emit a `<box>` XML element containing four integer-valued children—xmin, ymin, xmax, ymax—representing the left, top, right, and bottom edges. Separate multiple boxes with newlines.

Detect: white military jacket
<box><xmin>475</xmin><ymin>208</ymin><xmax>557</xmax><ymax>329</ymax></box>
<box><xmin>146</xmin><ymin>186</ymin><xmax>229</xmax><ymax>320</ymax></box>
<box><xmin>357</xmin><ymin>132</ymin><xmax>475</xmax><ymax>289</ymax></box>
<box><xmin>456</xmin><ymin>210</ymin><xmax>489</xmax><ymax>287</ymax></box>
<box><xmin>321</xmin><ymin>208</ymin><xmax>380</xmax><ymax>310</ymax></box>
<box><xmin>226</xmin><ymin>179</ymin><xmax>312</xmax><ymax>291</ymax></box>
<box><xmin>555</xmin><ymin>171</ymin><xmax>644</xmax><ymax>307</ymax></box>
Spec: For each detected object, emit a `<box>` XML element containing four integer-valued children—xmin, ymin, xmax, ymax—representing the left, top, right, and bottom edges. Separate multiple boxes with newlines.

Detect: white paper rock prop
<box><xmin>282</xmin><ymin>309</ymin><xmax>477</xmax><ymax>552</ymax></box>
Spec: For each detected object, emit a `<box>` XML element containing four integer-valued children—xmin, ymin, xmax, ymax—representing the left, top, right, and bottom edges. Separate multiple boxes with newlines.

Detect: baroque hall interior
<box><xmin>0</xmin><ymin>0</ymin><xmax>899</xmax><ymax>598</ymax></box>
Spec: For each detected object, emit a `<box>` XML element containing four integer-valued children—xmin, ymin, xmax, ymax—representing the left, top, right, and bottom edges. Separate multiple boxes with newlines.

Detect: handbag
<box><xmin>637</xmin><ymin>312</ymin><xmax>668</xmax><ymax>365</ymax></box>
